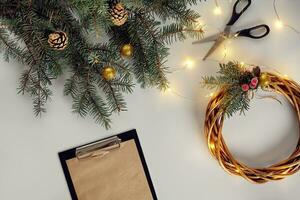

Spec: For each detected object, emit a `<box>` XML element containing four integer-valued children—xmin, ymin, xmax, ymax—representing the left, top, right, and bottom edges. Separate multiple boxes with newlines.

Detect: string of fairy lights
<box><xmin>163</xmin><ymin>0</ymin><xmax>300</xmax><ymax>101</ymax></box>
<box><xmin>273</xmin><ymin>0</ymin><xmax>300</xmax><ymax>34</ymax></box>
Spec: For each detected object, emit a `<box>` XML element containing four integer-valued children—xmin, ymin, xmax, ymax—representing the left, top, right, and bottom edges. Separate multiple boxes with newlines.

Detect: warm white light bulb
<box><xmin>214</xmin><ymin>6</ymin><xmax>222</xmax><ymax>15</ymax></box>
<box><xmin>223</xmin><ymin>48</ymin><xmax>228</xmax><ymax>56</ymax></box>
<box><xmin>183</xmin><ymin>58</ymin><xmax>195</xmax><ymax>69</ymax></box>
<box><xmin>205</xmin><ymin>92</ymin><xmax>215</xmax><ymax>98</ymax></box>
<box><xmin>164</xmin><ymin>87</ymin><xmax>172</xmax><ymax>93</ymax></box>
<box><xmin>275</xmin><ymin>19</ymin><xmax>283</xmax><ymax>29</ymax></box>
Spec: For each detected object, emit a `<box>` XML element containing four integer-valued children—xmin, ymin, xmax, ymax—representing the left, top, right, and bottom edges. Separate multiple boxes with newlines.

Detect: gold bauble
<box><xmin>120</xmin><ymin>44</ymin><xmax>134</xmax><ymax>58</ymax></box>
<box><xmin>102</xmin><ymin>66</ymin><xmax>117</xmax><ymax>81</ymax></box>
<box><xmin>259</xmin><ymin>72</ymin><xmax>271</xmax><ymax>88</ymax></box>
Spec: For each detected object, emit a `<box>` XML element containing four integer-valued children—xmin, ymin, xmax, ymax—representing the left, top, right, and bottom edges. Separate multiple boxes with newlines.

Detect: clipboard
<box><xmin>59</xmin><ymin>129</ymin><xmax>157</xmax><ymax>200</ymax></box>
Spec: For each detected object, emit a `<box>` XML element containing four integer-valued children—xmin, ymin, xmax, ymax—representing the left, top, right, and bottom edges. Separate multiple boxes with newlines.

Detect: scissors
<box><xmin>193</xmin><ymin>0</ymin><xmax>270</xmax><ymax>61</ymax></box>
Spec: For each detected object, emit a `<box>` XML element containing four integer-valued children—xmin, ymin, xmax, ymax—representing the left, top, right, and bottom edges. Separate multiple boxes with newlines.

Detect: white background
<box><xmin>1</xmin><ymin>0</ymin><xmax>300</xmax><ymax>199</ymax></box>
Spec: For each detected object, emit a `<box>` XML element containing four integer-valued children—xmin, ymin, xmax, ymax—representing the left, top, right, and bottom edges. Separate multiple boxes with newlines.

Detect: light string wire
<box><xmin>167</xmin><ymin>0</ymin><xmax>299</xmax><ymax>102</ymax></box>
<box><xmin>273</xmin><ymin>0</ymin><xmax>300</xmax><ymax>35</ymax></box>
<box><xmin>164</xmin><ymin>0</ymin><xmax>227</xmax><ymax>101</ymax></box>
<box><xmin>166</xmin><ymin>2</ymin><xmax>300</xmax><ymax>183</ymax></box>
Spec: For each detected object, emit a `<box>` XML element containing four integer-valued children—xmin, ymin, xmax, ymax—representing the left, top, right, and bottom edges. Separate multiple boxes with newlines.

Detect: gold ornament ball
<box><xmin>102</xmin><ymin>66</ymin><xmax>117</xmax><ymax>81</ymax></box>
<box><xmin>121</xmin><ymin>44</ymin><xmax>134</xmax><ymax>57</ymax></box>
<box><xmin>259</xmin><ymin>72</ymin><xmax>271</xmax><ymax>88</ymax></box>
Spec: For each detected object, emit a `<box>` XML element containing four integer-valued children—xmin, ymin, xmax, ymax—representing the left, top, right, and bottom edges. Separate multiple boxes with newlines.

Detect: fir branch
<box><xmin>110</xmin><ymin>75</ymin><xmax>135</xmax><ymax>93</ymax></box>
<box><xmin>0</xmin><ymin>0</ymin><xmax>205</xmax><ymax>128</ymax></box>
<box><xmin>93</xmin><ymin>68</ymin><xmax>126</xmax><ymax>113</ymax></box>
<box><xmin>87</xmin><ymin>92</ymin><xmax>111</xmax><ymax>129</ymax></box>
<box><xmin>223</xmin><ymin>86</ymin><xmax>251</xmax><ymax>117</ymax></box>
<box><xmin>103</xmin><ymin>80</ymin><xmax>126</xmax><ymax>113</ymax></box>
<box><xmin>18</xmin><ymin>66</ymin><xmax>34</xmax><ymax>94</ymax></box>
<box><xmin>0</xmin><ymin>29</ymin><xmax>24</xmax><ymax>62</ymax></box>
<box><xmin>202</xmin><ymin>62</ymin><xmax>255</xmax><ymax>117</ymax></box>
<box><xmin>69</xmin><ymin>65</ymin><xmax>113</xmax><ymax>128</ymax></box>
<box><xmin>147</xmin><ymin>0</ymin><xmax>201</xmax><ymax>24</ymax></box>
<box><xmin>64</xmin><ymin>74</ymin><xmax>79</xmax><ymax>98</ymax></box>
<box><xmin>161</xmin><ymin>23</ymin><xmax>204</xmax><ymax>44</ymax></box>
<box><xmin>72</xmin><ymin>81</ymin><xmax>91</xmax><ymax>118</ymax></box>
<box><xmin>129</xmin><ymin>11</ymin><xmax>169</xmax><ymax>88</ymax></box>
<box><xmin>202</xmin><ymin>76</ymin><xmax>231</xmax><ymax>90</ymax></box>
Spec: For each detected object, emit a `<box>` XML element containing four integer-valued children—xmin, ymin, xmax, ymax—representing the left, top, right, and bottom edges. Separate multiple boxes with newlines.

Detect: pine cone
<box><xmin>48</xmin><ymin>31</ymin><xmax>68</xmax><ymax>50</ymax></box>
<box><xmin>252</xmin><ymin>66</ymin><xmax>261</xmax><ymax>77</ymax></box>
<box><xmin>109</xmin><ymin>1</ymin><xmax>128</xmax><ymax>26</ymax></box>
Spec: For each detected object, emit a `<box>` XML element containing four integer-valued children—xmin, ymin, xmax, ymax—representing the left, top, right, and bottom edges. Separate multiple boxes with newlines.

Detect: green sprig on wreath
<box><xmin>202</xmin><ymin>62</ymin><xmax>261</xmax><ymax>117</ymax></box>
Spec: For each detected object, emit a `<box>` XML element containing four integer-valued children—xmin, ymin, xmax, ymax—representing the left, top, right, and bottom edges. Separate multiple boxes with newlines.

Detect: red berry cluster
<box><xmin>240</xmin><ymin>66</ymin><xmax>261</xmax><ymax>92</ymax></box>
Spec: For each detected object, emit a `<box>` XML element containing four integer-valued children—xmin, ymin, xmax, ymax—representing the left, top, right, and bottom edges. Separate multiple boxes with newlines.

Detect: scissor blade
<box><xmin>192</xmin><ymin>33</ymin><xmax>220</xmax><ymax>44</ymax></box>
<box><xmin>203</xmin><ymin>36</ymin><xmax>226</xmax><ymax>61</ymax></box>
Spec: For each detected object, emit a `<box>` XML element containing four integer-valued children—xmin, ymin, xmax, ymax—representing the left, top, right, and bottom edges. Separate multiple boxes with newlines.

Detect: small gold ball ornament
<box><xmin>102</xmin><ymin>66</ymin><xmax>117</xmax><ymax>81</ymax></box>
<box><xmin>259</xmin><ymin>72</ymin><xmax>271</xmax><ymax>88</ymax></box>
<box><xmin>48</xmin><ymin>31</ymin><xmax>68</xmax><ymax>50</ymax></box>
<box><xmin>120</xmin><ymin>44</ymin><xmax>134</xmax><ymax>58</ymax></box>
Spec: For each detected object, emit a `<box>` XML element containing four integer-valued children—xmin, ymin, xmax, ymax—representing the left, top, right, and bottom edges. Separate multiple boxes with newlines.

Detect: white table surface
<box><xmin>1</xmin><ymin>1</ymin><xmax>300</xmax><ymax>199</ymax></box>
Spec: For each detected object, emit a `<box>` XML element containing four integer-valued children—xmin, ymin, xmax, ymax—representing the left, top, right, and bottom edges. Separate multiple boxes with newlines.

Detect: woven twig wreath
<box><xmin>204</xmin><ymin>67</ymin><xmax>300</xmax><ymax>184</ymax></box>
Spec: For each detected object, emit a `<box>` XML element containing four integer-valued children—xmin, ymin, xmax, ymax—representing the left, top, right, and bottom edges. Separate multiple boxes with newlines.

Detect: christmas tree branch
<box><xmin>93</xmin><ymin>67</ymin><xmax>127</xmax><ymax>113</ymax></box>
<box><xmin>72</xmin><ymin>67</ymin><xmax>111</xmax><ymax>128</ymax></box>
<box><xmin>87</xmin><ymin>92</ymin><xmax>111</xmax><ymax>129</ymax></box>
<box><xmin>0</xmin><ymin>0</ymin><xmax>205</xmax><ymax>128</ymax></box>
<box><xmin>161</xmin><ymin>23</ymin><xmax>204</xmax><ymax>44</ymax></box>
<box><xmin>130</xmin><ymin>11</ymin><xmax>169</xmax><ymax>89</ymax></box>
<box><xmin>64</xmin><ymin>72</ymin><xmax>80</xmax><ymax>98</ymax></box>
<box><xmin>147</xmin><ymin>0</ymin><xmax>200</xmax><ymax>24</ymax></box>
<box><xmin>0</xmin><ymin>30</ymin><xmax>24</xmax><ymax>62</ymax></box>
<box><xmin>202</xmin><ymin>62</ymin><xmax>260</xmax><ymax>117</ymax></box>
<box><xmin>103</xmin><ymin>80</ymin><xmax>126</xmax><ymax>113</ymax></box>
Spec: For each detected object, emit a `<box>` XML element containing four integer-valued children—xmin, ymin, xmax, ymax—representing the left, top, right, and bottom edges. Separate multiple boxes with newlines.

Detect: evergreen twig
<box><xmin>202</xmin><ymin>62</ymin><xmax>255</xmax><ymax>117</ymax></box>
<box><xmin>0</xmin><ymin>0</ymin><xmax>204</xmax><ymax>128</ymax></box>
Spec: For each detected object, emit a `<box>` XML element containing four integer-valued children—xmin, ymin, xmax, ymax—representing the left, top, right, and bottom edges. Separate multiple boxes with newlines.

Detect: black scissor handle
<box><xmin>236</xmin><ymin>24</ymin><xmax>270</xmax><ymax>39</ymax></box>
<box><xmin>227</xmin><ymin>0</ymin><xmax>252</xmax><ymax>26</ymax></box>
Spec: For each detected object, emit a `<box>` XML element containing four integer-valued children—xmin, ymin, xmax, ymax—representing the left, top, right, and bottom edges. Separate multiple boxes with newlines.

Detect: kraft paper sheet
<box><xmin>66</xmin><ymin>139</ymin><xmax>153</xmax><ymax>200</ymax></box>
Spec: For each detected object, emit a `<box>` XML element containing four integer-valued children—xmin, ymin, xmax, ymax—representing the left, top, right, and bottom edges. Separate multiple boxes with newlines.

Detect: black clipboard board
<box><xmin>59</xmin><ymin>129</ymin><xmax>157</xmax><ymax>200</ymax></box>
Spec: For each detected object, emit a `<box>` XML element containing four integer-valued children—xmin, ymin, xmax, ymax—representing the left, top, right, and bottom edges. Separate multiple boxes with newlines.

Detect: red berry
<box><xmin>250</xmin><ymin>77</ymin><xmax>259</xmax><ymax>89</ymax></box>
<box><xmin>241</xmin><ymin>84</ymin><xmax>250</xmax><ymax>92</ymax></box>
<box><xmin>251</xmin><ymin>77</ymin><xmax>258</xmax><ymax>85</ymax></box>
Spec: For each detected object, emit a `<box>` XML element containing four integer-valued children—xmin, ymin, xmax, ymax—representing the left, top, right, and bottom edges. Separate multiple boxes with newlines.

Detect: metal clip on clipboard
<box><xmin>75</xmin><ymin>136</ymin><xmax>121</xmax><ymax>160</ymax></box>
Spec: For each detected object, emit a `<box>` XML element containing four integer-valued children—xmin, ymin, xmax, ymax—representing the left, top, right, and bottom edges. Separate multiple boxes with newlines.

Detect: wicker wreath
<box><xmin>203</xmin><ymin>63</ymin><xmax>300</xmax><ymax>184</ymax></box>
